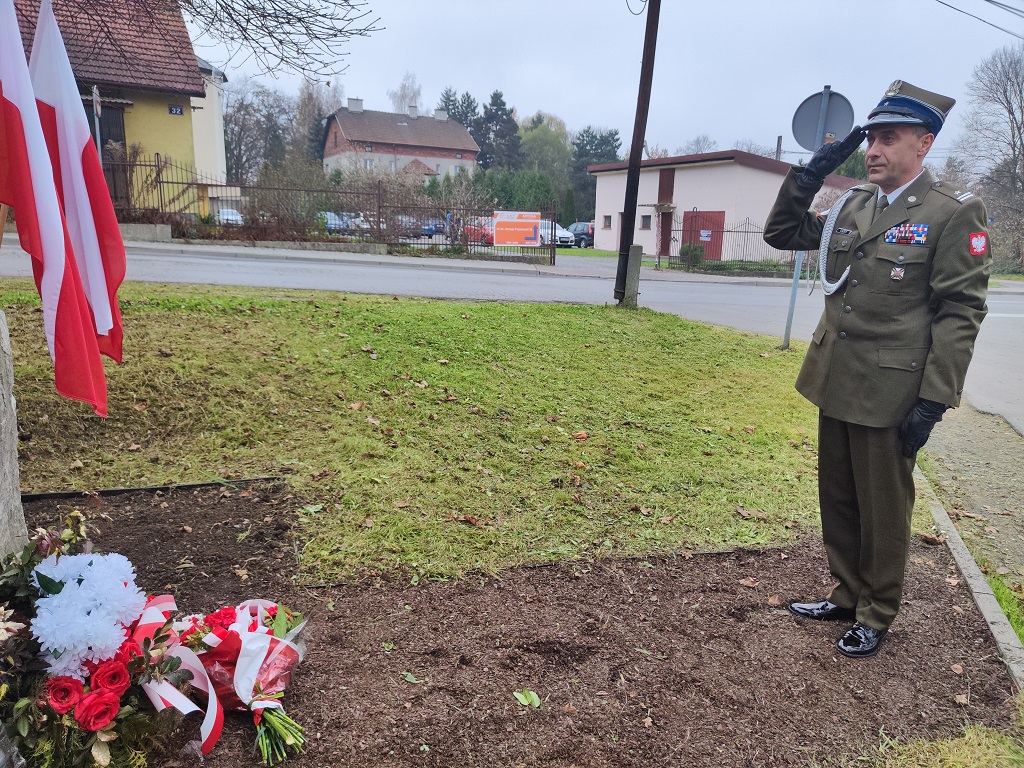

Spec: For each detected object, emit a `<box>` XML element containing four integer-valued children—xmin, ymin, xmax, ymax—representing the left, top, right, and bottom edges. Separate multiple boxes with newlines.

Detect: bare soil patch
<box><xmin>23</xmin><ymin>482</ymin><xmax>1020</xmax><ymax>767</ymax></box>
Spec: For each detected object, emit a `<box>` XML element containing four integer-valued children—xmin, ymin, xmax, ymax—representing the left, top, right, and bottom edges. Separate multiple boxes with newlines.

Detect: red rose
<box><xmin>90</xmin><ymin>660</ymin><xmax>131</xmax><ymax>697</ymax></box>
<box><xmin>114</xmin><ymin>638</ymin><xmax>143</xmax><ymax>665</ymax></box>
<box><xmin>205</xmin><ymin>606</ymin><xmax>237</xmax><ymax>629</ymax></box>
<box><xmin>46</xmin><ymin>676</ymin><xmax>84</xmax><ymax>715</ymax></box>
<box><xmin>74</xmin><ymin>689</ymin><xmax>121</xmax><ymax>731</ymax></box>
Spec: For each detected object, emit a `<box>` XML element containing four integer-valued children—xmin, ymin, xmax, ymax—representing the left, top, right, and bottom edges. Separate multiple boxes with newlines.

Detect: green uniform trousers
<box><xmin>818</xmin><ymin>413</ymin><xmax>918</xmax><ymax>631</ymax></box>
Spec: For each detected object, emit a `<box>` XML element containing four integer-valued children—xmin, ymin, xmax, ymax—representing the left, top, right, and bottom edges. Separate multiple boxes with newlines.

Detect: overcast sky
<box><xmin>192</xmin><ymin>0</ymin><xmax>1022</xmax><ymax>163</ymax></box>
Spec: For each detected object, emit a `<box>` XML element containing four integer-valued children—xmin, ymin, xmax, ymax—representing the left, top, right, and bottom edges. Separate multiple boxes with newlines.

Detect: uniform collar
<box><xmin>877</xmin><ymin>169</ymin><xmax>926</xmax><ymax>205</ymax></box>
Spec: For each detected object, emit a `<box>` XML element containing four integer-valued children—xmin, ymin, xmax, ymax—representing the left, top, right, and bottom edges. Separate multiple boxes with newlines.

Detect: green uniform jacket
<box><xmin>764</xmin><ymin>168</ymin><xmax>991</xmax><ymax>428</ymax></box>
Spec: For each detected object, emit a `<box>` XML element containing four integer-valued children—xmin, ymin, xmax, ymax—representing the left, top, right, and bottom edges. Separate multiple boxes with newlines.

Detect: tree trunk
<box><xmin>0</xmin><ymin>310</ymin><xmax>28</xmax><ymax>556</ymax></box>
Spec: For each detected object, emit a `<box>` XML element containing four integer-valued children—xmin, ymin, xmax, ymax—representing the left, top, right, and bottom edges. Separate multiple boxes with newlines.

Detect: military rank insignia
<box><xmin>884</xmin><ymin>224</ymin><xmax>928</xmax><ymax>244</ymax></box>
<box><xmin>891</xmin><ymin>267</ymin><xmax>905</xmax><ymax>281</ymax></box>
<box><xmin>969</xmin><ymin>232</ymin><xmax>988</xmax><ymax>256</ymax></box>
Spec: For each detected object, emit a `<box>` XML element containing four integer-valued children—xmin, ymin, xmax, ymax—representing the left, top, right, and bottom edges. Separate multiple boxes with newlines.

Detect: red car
<box><xmin>463</xmin><ymin>218</ymin><xmax>494</xmax><ymax>245</ymax></box>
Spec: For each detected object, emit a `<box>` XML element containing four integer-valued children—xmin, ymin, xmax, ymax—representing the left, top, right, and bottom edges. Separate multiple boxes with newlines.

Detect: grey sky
<box><xmin>193</xmin><ymin>0</ymin><xmax>1022</xmax><ymax>162</ymax></box>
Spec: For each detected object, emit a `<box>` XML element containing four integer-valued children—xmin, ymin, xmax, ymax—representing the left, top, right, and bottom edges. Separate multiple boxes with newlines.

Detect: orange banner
<box><xmin>493</xmin><ymin>211</ymin><xmax>541</xmax><ymax>246</ymax></box>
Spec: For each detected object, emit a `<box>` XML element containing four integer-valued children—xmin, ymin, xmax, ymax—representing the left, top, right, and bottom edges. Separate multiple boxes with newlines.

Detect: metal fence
<box><xmin>101</xmin><ymin>153</ymin><xmax>556</xmax><ymax>263</ymax></box>
<box><xmin>664</xmin><ymin>215</ymin><xmax>801</xmax><ymax>275</ymax></box>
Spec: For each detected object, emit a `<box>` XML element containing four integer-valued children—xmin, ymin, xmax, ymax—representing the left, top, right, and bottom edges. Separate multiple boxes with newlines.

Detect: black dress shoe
<box><xmin>787</xmin><ymin>599</ymin><xmax>856</xmax><ymax>621</ymax></box>
<box><xmin>836</xmin><ymin>622</ymin><xmax>887</xmax><ymax>658</ymax></box>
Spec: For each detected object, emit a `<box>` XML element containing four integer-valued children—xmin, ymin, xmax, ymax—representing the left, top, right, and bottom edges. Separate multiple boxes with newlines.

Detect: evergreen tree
<box><xmin>436</xmin><ymin>86</ymin><xmax>458</xmax><ymax>117</ymax></box>
<box><xmin>453</xmin><ymin>91</ymin><xmax>479</xmax><ymax>128</ymax></box>
<box><xmin>473</xmin><ymin>91</ymin><xmax>524</xmax><ymax>171</ymax></box>
<box><xmin>570</xmin><ymin>126</ymin><xmax>621</xmax><ymax>220</ymax></box>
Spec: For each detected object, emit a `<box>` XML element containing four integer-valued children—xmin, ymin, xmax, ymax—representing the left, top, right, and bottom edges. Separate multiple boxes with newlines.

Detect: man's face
<box><xmin>865</xmin><ymin>125</ymin><xmax>934</xmax><ymax>193</ymax></box>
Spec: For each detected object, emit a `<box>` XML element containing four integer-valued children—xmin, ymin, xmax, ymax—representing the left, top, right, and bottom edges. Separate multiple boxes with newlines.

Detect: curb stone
<box><xmin>916</xmin><ymin>467</ymin><xmax>1024</xmax><ymax>691</ymax></box>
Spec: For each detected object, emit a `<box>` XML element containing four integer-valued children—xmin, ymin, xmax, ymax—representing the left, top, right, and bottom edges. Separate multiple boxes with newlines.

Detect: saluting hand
<box><xmin>796</xmin><ymin>125</ymin><xmax>867</xmax><ymax>190</ymax></box>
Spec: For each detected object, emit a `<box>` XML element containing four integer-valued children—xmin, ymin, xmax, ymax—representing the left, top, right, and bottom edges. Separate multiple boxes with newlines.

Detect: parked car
<box><xmin>538</xmin><ymin>219</ymin><xmax>575</xmax><ymax>247</ymax></box>
<box><xmin>395</xmin><ymin>215</ymin><xmax>424</xmax><ymax>237</ymax></box>
<box><xmin>464</xmin><ymin>218</ymin><xmax>494</xmax><ymax>245</ymax></box>
<box><xmin>337</xmin><ymin>212</ymin><xmax>369</xmax><ymax>235</ymax></box>
<box><xmin>217</xmin><ymin>208</ymin><xmax>243</xmax><ymax>226</ymax></box>
<box><xmin>420</xmin><ymin>216</ymin><xmax>444</xmax><ymax>238</ymax></box>
<box><xmin>568</xmin><ymin>221</ymin><xmax>595</xmax><ymax>248</ymax></box>
<box><xmin>317</xmin><ymin>211</ymin><xmax>346</xmax><ymax>234</ymax></box>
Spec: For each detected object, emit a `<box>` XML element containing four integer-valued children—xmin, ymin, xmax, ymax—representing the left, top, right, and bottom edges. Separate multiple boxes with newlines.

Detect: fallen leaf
<box><xmin>743</xmin><ymin>425</ymin><xmax>756</xmax><ymax>434</ymax></box>
<box><xmin>760</xmin><ymin>352</ymin><xmax>772</xmax><ymax>358</ymax></box>
<box><xmin>180</xmin><ymin>525</ymin><xmax>193</xmax><ymax>534</ymax></box>
<box><xmin>415</xmin><ymin>380</ymin><xmax>428</xmax><ymax>388</ymax></box>
<box><xmin>361</xmin><ymin>516</ymin><xmax>374</xmax><ymax>528</ymax></box>
<box><xmin>659</xmin><ymin>515</ymin><xmax>675</xmax><ymax>524</ymax></box>
<box><xmin>402</xmin><ymin>671</ymin><xmax>424</xmax><ymax>684</ymax></box>
<box><xmin>736</xmin><ymin>506</ymin><xmax>768</xmax><ymax>520</ymax></box>
<box><xmin>366</xmin><ymin>416</ymin><xmax>380</xmax><ymax>426</ymax></box>
<box><xmin>233</xmin><ymin>568</ymin><xmax>248</xmax><ymax>581</ymax></box>
<box><xmin>996</xmin><ymin>566</ymin><xmax>1010</xmax><ymax>575</ymax></box>
<box><xmin>951</xmin><ymin>663</ymin><xmax>964</xmax><ymax>674</ymax></box>
<box><xmin>311</xmin><ymin>469</ymin><xmax>332</xmax><ymax>481</ymax></box>
<box><xmin>767</xmin><ymin>595</ymin><xmax>783</xmax><ymax>607</ymax></box>
<box><xmin>738</xmin><ymin>577</ymin><xmax>759</xmax><ymax>589</ymax></box>
<box><xmin>952</xmin><ymin>605</ymin><xmax>964</xmax><ymax>615</ymax></box>
<box><xmin>637</xmin><ymin>442</ymin><xmax>647</xmax><ymax>451</ymax></box>
<box><xmin>573</xmin><ymin>461</ymin><xmax>586</xmax><ymax>469</ymax></box>
<box><xmin>132</xmin><ymin>402</ymin><xmax>147</xmax><ymax>411</ymax></box>
<box><xmin>394</xmin><ymin>500</ymin><xmax>411</xmax><ymax>508</ymax></box>
<box><xmin>349</xmin><ymin>401</ymin><xmax>364</xmax><ymax>411</ymax></box>
<box><xmin>984</xmin><ymin>526</ymin><xmax>999</xmax><ymax>533</ymax></box>
<box><xmin>562</xmin><ymin>703</ymin><xmax>577</xmax><ymax>714</ymax></box>
<box><xmin>126</xmin><ymin>443</ymin><xmax>142</xmax><ymax>452</ymax></box>
<box><xmin>954</xmin><ymin>694</ymin><xmax>969</xmax><ymax>705</ymax></box>
<box><xmin>946</xmin><ymin>577</ymin><xmax>960</xmax><ymax>586</ymax></box>
<box><xmin>920</xmin><ymin>533</ymin><xmax>945</xmax><ymax>546</ymax></box>
<box><xmin>642</xmin><ymin>716</ymin><xmax>653</xmax><ymax>728</ymax></box>
<box><xmin>959</xmin><ymin>511</ymin><xmax>985</xmax><ymax>520</ymax></box>
<box><xmin>572</xmin><ymin>431</ymin><xmax>588</xmax><ymax>440</ymax></box>
<box><xmin>70</xmin><ymin>459</ymin><xmax>84</xmax><ymax>469</ymax></box>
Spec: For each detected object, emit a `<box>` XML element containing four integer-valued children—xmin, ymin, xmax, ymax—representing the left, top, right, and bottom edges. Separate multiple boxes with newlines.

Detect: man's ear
<box><xmin>919</xmin><ymin>132</ymin><xmax>935</xmax><ymax>157</ymax></box>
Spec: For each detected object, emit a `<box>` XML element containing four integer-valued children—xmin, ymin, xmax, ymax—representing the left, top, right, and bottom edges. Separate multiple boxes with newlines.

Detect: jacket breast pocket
<box><xmin>828</xmin><ymin>236</ymin><xmax>854</xmax><ymax>281</ymax></box>
<box><xmin>871</xmin><ymin>245</ymin><xmax>930</xmax><ymax>295</ymax></box>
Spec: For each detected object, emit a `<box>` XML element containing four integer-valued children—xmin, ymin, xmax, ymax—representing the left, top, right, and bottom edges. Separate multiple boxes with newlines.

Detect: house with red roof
<box><xmin>323</xmin><ymin>100</ymin><xmax>479</xmax><ymax>179</ymax></box>
<box><xmin>14</xmin><ymin>0</ymin><xmax>209</xmax><ymax>169</ymax></box>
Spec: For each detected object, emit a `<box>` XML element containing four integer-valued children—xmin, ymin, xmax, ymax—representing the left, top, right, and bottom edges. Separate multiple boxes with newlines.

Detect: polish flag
<box><xmin>0</xmin><ymin>0</ymin><xmax>107</xmax><ymax>416</ymax></box>
<box><xmin>30</xmin><ymin>0</ymin><xmax>125</xmax><ymax>362</ymax></box>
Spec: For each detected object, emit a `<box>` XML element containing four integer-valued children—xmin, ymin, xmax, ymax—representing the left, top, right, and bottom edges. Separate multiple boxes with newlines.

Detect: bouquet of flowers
<box><xmin>179</xmin><ymin>600</ymin><xmax>307</xmax><ymax>765</ymax></box>
<box><xmin>0</xmin><ymin>516</ymin><xmax>203</xmax><ymax>768</ymax></box>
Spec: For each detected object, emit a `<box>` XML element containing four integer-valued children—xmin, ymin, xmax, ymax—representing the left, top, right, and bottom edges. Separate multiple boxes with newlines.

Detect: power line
<box><xmin>937</xmin><ymin>0</ymin><xmax>1024</xmax><ymax>39</ymax></box>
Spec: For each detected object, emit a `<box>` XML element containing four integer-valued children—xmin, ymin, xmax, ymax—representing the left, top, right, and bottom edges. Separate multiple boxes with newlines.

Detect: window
<box><xmin>435</xmin><ymin>164</ymin><xmax>441</xmax><ymax>173</ymax></box>
<box><xmin>364</xmin><ymin>145</ymin><xmax>373</xmax><ymax>152</ymax></box>
<box><xmin>453</xmin><ymin>165</ymin><xmax>461</xmax><ymax>175</ymax></box>
<box><xmin>364</xmin><ymin>158</ymin><xmax>373</xmax><ymax>170</ymax></box>
<box><xmin>332</xmin><ymin>134</ymin><xmax>338</xmax><ymax>148</ymax></box>
<box><xmin>389</xmin><ymin>160</ymin><xmax>396</xmax><ymax>172</ymax></box>
<box><xmin>602</xmin><ymin>215</ymin><xmax>612</xmax><ymax>229</ymax></box>
<box><xmin>640</xmin><ymin>215</ymin><xmax>652</xmax><ymax>230</ymax></box>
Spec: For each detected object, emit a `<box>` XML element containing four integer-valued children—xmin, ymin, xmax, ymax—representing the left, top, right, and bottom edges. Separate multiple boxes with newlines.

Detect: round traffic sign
<box><xmin>792</xmin><ymin>87</ymin><xmax>855</xmax><ymax>152</ymax></box>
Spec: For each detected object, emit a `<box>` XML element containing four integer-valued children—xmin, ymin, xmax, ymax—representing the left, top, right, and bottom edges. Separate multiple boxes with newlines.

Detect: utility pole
<box><xmin>614</xmin><ymin>0</ymin><xmax>661</xmax><ymax>303</ymax></box>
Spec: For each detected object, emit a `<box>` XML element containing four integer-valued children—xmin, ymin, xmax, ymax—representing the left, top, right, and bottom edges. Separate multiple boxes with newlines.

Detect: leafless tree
<box><xmin>223</xmin><ymin>79</ymin><xmax>295</xmax><ymax>184</ymax></box>
<box><xmin>958</xmin><ymin>42</ymin><xmax>1024</xmax><ymax>270</ymax></box>
<box><xmin>49</xmin><ymin>0</ymin><xmax>380</xmax><ymax>78</ymax></box>
<box><xmin>731</xmin><ymin>139</ymin><xmax>776</xmax><ymax>158</ymax></box>
<box><xmin>676</xmin><ymin>134</ymin><xmax>718</xmax><ymax>155</ymax></box>
<box><xmin>388</xmin><ymin>72</ymin><xmax>423</xmax><ymax>114</ymax></box>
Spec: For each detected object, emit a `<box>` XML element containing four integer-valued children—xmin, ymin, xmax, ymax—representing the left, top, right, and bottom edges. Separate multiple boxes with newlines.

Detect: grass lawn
<box><xmin>3</xmin><ymin>277</ymin><xmax>1021</xmax><ymax>765</ymax></box>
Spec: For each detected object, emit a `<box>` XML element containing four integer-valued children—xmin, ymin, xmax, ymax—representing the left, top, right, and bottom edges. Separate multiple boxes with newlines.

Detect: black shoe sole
<box><xmin>787</xmin><ymin>604</ymin><xmax>856</xmax><ymax>622</ymax></box>
<box><xmin>836</xmin><ymin>642</ymin><xmax>882</xmax><ymax>659</ymax></box>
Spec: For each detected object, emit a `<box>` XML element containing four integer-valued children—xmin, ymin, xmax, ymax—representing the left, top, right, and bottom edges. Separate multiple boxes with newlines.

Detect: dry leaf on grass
<box><xmin>920</xmin><ymin>533</ymin><xmax>946</xmax><ymax>546</ymax></box>
<box><xmin>738</xmin><ymin>577</ymin><xmax>759</xmax><ymax>588</ymax></box>
<box><xmin>572</xmin><ymin>431</ymin><xmax>588</xmax><ymax>440</ymax></box>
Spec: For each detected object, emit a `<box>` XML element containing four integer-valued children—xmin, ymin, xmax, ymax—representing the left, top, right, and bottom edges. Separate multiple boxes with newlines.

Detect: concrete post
<box><xmin>0</xmin><ymin>310</ymin><xmax>28</xmax><ymax>555</ymax></box>
<box><xmin>620</xmin><ymin>244</ymin><xmax>643</xmax><ymax>309</ymax></box>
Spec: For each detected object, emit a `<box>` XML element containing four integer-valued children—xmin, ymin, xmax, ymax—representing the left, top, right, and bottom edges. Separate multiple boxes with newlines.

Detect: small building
<box><xmin>323</xmin><ymin>100</ymin><xmax>479</xmax><ymax>178</ymax></box>
<box><xmin>14</xmin><ymin>0</ymin><xmax>207</xmax><ymax>167</ymax></box>
<box><xmin>589</xmin><ymin>150</ymin><xmax>857</xmax><ymax>259</ymax></box>
<box><xmin>191</xmin><ymin>57</ymin><xmax>228</xmax><ymax>181</ymax></box>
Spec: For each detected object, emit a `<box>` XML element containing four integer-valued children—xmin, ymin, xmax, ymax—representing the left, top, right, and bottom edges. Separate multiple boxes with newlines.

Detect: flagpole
<box><xmin>0</xmin><ymin>205</ymin><xmax>8</xmax><ymax>249</ymax></box>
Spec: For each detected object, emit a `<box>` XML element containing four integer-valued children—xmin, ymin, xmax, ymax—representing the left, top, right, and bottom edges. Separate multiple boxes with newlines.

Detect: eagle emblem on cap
<box><xmin>885</xmin><ymin>80</ymin><xmax>903</xmax><ymax>96</ymax></box>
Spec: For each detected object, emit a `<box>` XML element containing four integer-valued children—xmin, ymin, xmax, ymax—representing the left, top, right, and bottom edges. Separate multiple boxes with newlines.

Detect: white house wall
<box><xmin>190</xmin><ymin>73</ymin><xmax>227</xmax><ymax>181</ymax></box>
<box><xmin>324</xmin><ymin>151</ymin><xmax>475</xmax><ymax>178</ymax></box>
<box><xmin>593</xmin><ymin>162</ymin><xmax>792</xmax><ymax>254</ymax></box>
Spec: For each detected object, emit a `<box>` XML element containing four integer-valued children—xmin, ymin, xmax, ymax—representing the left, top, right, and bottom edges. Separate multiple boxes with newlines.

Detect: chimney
<box><xmin>347</xmin><ymin>98</ymin><xmax>363</xmax><ymax>114</ymax></box>
<box><xmin>434</xmin><ymin>109</ymin><xmax>448</xmax><ymax>122</ymax></box>
<box><xmin>408</xmin><ymin>105</ymin><xmax>419</xmax><ymax>119</ymax></box>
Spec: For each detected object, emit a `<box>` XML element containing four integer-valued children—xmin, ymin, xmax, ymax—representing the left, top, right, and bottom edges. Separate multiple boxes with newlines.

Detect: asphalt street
<box><xmin>1</xmin><ymin>242</ymin><xmax>1021</xmax><ymax>434</ymax></box>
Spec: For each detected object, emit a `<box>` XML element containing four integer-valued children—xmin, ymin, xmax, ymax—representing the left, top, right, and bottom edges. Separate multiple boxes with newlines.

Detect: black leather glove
<box><xmin>795</xmin><ymin>125</ymin><xmax>867</xmax><ymax>190</ymax></box>
<box><xmin>897</xmin><ymin>398</ymin><xmax>949</xmax><ymax>458</ymax></box>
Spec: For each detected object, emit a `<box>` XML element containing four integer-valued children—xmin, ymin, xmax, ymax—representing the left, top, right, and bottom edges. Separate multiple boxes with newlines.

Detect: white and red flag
<box><xmin>30</xmin><ymin>0</ymin><xmax>125</xmax><ymax>362</ymax></box>
<box><xmin>0</xmin><ymin>0</ymin><xmax>107</xmax><ymax>416</ymax></box>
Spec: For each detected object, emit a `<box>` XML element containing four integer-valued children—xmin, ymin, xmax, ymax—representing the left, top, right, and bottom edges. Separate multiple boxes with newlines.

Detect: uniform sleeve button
<box><xmin>839</xmin><ymin>332</ymin><xmax>847</xmax><ymax>339</ymax></box>
<box><xmin>843</xmin><ymin>305</ymin><xmax>853</xmax><ymax>313</ymax></box>
<box><xmin>850</xmin><ymin>279</ymin><xmax>859</xmax><ymax>287</ymax></box>
<box><xmin>855</xmin><ymin>251</ymin><xmax>865</xmax><ymax>259</ymax></box>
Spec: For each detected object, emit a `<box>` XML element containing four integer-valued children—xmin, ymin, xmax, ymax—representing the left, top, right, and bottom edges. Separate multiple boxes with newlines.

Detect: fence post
<box><xmin>154</xmin><ymin>152</ymin><xmax>165</xmax><ymax>213</ymax></box>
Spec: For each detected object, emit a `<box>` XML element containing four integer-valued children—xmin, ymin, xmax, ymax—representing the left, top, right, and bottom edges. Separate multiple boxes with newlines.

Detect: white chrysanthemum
<box><xmin>30</xmin><ymin>553</ymin><xmax>146</xmax><ymax>679</ymax></box>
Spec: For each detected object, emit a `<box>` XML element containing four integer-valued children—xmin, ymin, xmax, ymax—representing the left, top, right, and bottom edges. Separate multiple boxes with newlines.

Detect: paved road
<box><xmin>1</xmin><ymin>242</ymin><xmax>1021</xmax><ymax>433</ymax></box>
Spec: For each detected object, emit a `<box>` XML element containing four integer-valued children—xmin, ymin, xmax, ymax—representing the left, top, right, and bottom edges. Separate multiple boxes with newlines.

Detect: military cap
<box><xmin>863</xmin><ymin>80</ymin><xmax>955</xmax><ymax>135</ymax></box>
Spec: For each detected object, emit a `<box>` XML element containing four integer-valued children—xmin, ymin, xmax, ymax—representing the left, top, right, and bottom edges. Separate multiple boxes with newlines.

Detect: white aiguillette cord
<box><xmin>812</xmin><ymin>188</ymin><xmax>857</xmax><ymax>295</ymax></box>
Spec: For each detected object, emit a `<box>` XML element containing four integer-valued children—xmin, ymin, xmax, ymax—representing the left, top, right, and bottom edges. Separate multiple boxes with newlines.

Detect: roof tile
<box><xmin>14</xmin><ymin>0</ymin><xmax>205</xmax><ymax>96</ymax></box>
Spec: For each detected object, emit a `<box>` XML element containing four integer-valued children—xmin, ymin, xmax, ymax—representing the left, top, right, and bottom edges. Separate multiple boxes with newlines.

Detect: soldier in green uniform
<box><xmin>764</xmin><ymin>81</ymin><xmax>991</xmax><ymax>658</ymax></box>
